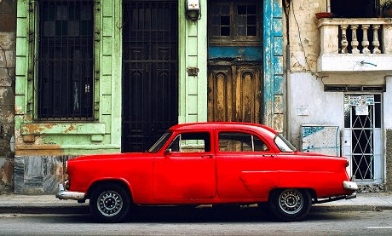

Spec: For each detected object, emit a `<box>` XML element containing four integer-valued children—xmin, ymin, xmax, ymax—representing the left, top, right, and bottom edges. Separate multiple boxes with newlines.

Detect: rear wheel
<box><xmin>90</xmin><ymin>184</ymin><xmax>131</xmax><ymax>223</ymax></box>
<box><xmin>269</xmin><ymin>188</ymin><xmax>311</xmax><ymax>221</ymax></box>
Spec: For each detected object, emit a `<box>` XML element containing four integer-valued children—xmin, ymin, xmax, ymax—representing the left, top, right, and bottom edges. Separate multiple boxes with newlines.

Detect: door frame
<box><xmin>342</xmin><ymin>93</ymin><xmax>384</xmax><ymax>183</ymax></box>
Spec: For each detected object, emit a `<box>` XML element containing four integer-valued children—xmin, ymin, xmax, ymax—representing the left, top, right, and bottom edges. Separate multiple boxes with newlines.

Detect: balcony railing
<box><xmin>317</xmin><ymin>18</ymin><xmax>392</xmax><ymax>73</ymax></box>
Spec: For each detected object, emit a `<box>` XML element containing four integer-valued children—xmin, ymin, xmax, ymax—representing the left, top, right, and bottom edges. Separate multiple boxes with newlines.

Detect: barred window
<box><xmin>208</xmin><ymin>0</ymin><xmax>261</xmax><ymax>45</ymax></box>
<box><xmin>38</xmin><ymin>0</ymin><xmax>94</xmax><ymax>120</ymax></box>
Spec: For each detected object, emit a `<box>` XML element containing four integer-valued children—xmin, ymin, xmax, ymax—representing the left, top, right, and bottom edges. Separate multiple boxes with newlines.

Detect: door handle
<box><xmin>201</xmin><ymin>154</ymin><xmax>213</xmax><ymax>159</ymax></box>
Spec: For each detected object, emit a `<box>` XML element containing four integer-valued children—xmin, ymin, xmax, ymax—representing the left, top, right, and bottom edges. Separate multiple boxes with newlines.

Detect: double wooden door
<box><xmin>208</xmin><ymin>64</ymin><xmax>262</xmax><ymax>123</ymax></box>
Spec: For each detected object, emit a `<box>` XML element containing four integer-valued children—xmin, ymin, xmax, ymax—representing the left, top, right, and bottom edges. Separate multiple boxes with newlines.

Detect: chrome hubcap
<box><xmin>97</xmin><ymin>190</ymin><xmax>123</xmax><ymax>217</ymax></box>
<box><xmin>278</xmin><ymin>189</ymin><xmax>303</xmax><ymax>215</ymax></box>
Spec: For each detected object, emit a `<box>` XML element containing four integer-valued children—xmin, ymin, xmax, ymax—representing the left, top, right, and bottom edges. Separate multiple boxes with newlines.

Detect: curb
<box><xmin>0</xmin><ymin>204</ymin><xmax>391</xmax><ymax>215</ymax></box>
<box><xmin>312</xmin><ymin>204</ymin><xmax>392</xmax><ymax>213</ymax></box>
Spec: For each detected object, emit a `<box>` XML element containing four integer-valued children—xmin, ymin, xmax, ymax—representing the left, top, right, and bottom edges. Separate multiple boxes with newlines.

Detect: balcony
<box><xmin>317</xmin><ymin>18</ymin><xmax>392</xmax><ymax>73</ymax></box>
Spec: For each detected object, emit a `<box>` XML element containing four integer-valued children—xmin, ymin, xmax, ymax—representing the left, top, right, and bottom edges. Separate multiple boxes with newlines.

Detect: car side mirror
<box><xmin>164</xmin><ymin>149</ymin><xmax>172</xmax><ymax>155</ymax></box>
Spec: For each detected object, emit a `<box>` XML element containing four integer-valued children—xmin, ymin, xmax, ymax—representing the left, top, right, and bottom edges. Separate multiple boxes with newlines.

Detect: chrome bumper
<box><xmin>343</xmin><ymin>180</ymin><xmax>358</xmax><ymax>191</ymax></box>
<box><xmin>55</xmin><ymin>184</ymin><xmax>86</xmax><ymax>200</ymax></box>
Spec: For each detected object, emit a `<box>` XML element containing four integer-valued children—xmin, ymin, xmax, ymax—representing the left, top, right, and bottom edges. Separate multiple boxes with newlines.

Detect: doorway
<box><xmin>207</xmin><ymin>0</ymin><xmax>263</xmax><ymax>123</ymax></box>
<box><xmin>342</xmin><ymin>94</ymin><xmax>383</xmax><ymax>183</ymax></box>
<box><xmin>122</xmin><ymin>0</ymin><xmax>179</xmax><ymax>152</ymax></box>
<box><xmin>207</xmin><ymin>64</ymin><xmax>261</xmax><ymax>122</ymax></box>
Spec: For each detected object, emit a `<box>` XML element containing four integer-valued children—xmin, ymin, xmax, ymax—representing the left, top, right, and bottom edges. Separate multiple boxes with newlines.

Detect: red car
<box><xmin>56</xmin><ymin>122</ymin><xmax>357</xmax><ymax>222</ymax></box>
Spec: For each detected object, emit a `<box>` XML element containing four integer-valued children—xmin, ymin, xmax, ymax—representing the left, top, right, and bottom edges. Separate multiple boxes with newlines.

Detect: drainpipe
<box><xmin>283</xmin><ymin>0</ymin><xmax>291</xmax><ymax>140</ymax></box>
<box><xmin>326</xmin><ymin>0</ymin><xmax>331</xmax><ymax>12</ymax></box>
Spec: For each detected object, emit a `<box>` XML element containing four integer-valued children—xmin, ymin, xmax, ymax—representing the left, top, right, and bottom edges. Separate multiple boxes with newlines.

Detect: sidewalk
<box><xmin>0</xmin><ymin>192</ymin><xmax>391</xmax><ymax>215</ymax></box>
<box><xmin>0</xmin><ymin>194</ymin><xmax>89</xmax><ymax>214</ymax></box>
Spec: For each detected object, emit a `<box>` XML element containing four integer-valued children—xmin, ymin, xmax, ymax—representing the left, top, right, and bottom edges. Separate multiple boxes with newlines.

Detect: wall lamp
<box><xmin>186</xmin><ymin>0</ymin><xmax>201</xmax><ymax>21</ymax></box>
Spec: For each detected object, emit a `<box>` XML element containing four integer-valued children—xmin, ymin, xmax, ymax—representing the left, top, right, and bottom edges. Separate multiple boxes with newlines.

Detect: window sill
<box><xmin>21</xmin><ymin>122</ymin><xmax>106</xmax><ymax>143</ymax></box>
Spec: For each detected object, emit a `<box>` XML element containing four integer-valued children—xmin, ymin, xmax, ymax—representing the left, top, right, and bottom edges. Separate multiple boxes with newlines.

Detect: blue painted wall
<box><xmin>207</xmin><ymin>1</ymin><xmax>284</xmax><ymax>130</ymax></box>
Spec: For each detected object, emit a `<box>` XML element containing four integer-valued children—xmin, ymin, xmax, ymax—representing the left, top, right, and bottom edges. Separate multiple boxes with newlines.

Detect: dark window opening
<box><xmin>325</xmin><ymin>85</ymin><xmax>385</xmax><ymax>92</ymax></box>
<box><xmin>37</xmin><ymin>0</ymin><xmax>94</xmax><ymax>120</ymax></box>
<box><xmin>208</xmin><ymin>0</ymin><xmax>261</xmax><ymax>45</ymax></box>
<box><xmin>331</xmin><ymin>0</ymin><xmax>379</xmax><ymax>18</ymax></box>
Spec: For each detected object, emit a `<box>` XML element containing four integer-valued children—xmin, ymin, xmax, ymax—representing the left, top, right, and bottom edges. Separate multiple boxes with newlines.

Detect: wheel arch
<box><xmin>86</xmin><ymin>179</ymin><xmax>133</xmax><ymax>201</ymax></box>
<box><xmin>268</xmin><ymin>187</ymin><xmax>316</xmax><ymax>201</ymax></box>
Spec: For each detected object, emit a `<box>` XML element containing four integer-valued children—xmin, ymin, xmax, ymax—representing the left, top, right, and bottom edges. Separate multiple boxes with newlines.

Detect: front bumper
<box><xmin>55</xmin><ymin>184</ymin><xmax>86</xmax><ymax>201</ymax></box>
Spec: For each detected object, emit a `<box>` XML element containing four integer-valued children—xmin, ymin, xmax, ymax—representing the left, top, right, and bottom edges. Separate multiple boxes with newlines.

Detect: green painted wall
<box><xmin>178</xmin><ymin>0</ymin><xmax>208</xmax><ymax>123</ymax></box>
<box><xmin>15</xmin><ymin>0</ymin><xmax>122</xmax><ymax>155</ymax></box>
<box><xmin>15</xmin><ymin>0</ymin><xmax>284</xmax><ymax>155</ymax></box>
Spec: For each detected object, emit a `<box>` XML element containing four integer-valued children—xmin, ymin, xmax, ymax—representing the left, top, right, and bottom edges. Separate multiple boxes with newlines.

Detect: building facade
<box><xmin>286</xmin><ymin>0</ymin><xmax>392</xmax><ymax>191</ymax></box>
<box><xmin>0</xmin><ymin>0</ymin><xmax>390</xmax><ymax>194</ymax></box>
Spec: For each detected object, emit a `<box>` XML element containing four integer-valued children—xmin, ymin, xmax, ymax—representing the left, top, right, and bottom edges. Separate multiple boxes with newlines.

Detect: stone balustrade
<box><xmin>318</xmin><ymin>18</ymin><xmax>392</xmax><ymax>54</ymax></box>
<box><xmin>317</xmin><ymin>18</ymin><xmax>392</xmax><ymax>73</ymax></box>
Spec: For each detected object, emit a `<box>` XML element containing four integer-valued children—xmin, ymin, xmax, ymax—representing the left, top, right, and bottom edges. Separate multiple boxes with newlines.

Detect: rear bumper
<box><xmin>55</xmin><ymin>184</ymin><xmax>86</xmax><ymax>201</ymax></box>
<box><xmin>343</xmin><ymin>180</ymin><xmax>358</xmax><ymax>191</ymax></box>
<box><xmin>313</xmin><ymin>180</ymin><xmax>358</xmax><ymax>204</ymax></box>
<box><xmin>313</xmin><ymin>192</ymin><xmax>356</xmax><ymax>204</ymax></box>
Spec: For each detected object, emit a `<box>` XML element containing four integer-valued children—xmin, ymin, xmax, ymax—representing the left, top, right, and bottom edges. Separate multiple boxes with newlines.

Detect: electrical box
<box><xmin>300</xmin><ymin>125</ymin><xmax>340</xmax><ymax>156</ymax></box>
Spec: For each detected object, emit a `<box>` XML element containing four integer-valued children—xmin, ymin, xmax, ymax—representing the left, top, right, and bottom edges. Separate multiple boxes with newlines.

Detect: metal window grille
<box><xmin>37</xmin><ymin>0</ymin><xmax>94</xmax><ymax>120</ymax></box>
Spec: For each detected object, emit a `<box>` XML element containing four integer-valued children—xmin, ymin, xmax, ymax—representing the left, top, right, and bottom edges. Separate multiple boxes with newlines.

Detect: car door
<box><xmin>153</xmin><ymin>132</ymin><xmax>216</xmax><ymax>203</ymax></box>
<box><xmin>215</xmin><ymin>131</ymin><xmax>279</xmax><ymax>201</ymax></box>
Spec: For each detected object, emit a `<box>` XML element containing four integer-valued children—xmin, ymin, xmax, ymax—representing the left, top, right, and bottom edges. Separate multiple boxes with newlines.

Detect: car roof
<box><xmin>169</xmin><ymin>122</ymin><xmax>278</xmax><ymax>135</ymax></box>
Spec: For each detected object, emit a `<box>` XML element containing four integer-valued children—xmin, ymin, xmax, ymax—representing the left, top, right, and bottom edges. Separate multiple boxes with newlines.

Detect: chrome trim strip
<box><xmin>343</xmin><ymin>180</ymin><xmax>358</xmax><ymax>191</ymax></box>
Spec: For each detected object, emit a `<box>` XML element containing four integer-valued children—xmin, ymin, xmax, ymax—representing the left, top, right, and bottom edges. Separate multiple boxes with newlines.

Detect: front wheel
<box><xmin>269</xmin><ymin>188</ymin><xmax>311</xmax><ymax>221</ymax></box>
<box><xmin>90</xmin><ymin>184</ymin><xmax>131</xmax><ymax>223</ymax></box>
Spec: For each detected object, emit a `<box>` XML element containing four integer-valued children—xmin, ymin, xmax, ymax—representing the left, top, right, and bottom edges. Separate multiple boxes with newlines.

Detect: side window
<box><xmin>38</xmin><ymin>0</ymin><xmax>94</xmax><ymax>120</ymax></box>
<box><xmin>168</xmin><ymin>132</ymin><xmax>211</xmax><ymax>153</ymax></box>
<box><xmin>219</xmin><ymin>132</ymin><xmax>268</xmax><ymax>152</ymax></box>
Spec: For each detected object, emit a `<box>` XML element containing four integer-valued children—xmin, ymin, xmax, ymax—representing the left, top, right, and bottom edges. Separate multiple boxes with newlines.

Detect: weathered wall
<box><xmin>0</xmin><ymin>0</ymin><xmax>16</xmax><ymax>194</ymax></box>
<box><xmin>385</xmin><ymin>77</ymin><xmax>392</xmax><ymax>191</ymax></box>
<box><xmin>285</xmin><ymin>0</ymin><xmax>344</xmax><ymax>146</ymax></box>
<box><xmin>386</xmin><ymin>130</ymin><xmax>392</xmax><ymax>191</ymax></box>
<box><xmin>286</xmin><ymin>0</ymin><xmax>321</xmax><ymax>73</ymax></box>
<box><xmin>14</xmin><ymin>0</ymin><xmax>123</xmax><ymax>194</ymax></box>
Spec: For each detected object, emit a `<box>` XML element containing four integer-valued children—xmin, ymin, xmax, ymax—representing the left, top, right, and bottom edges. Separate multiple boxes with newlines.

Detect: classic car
<box><xmin>56</xmin><ymin>122</ymin><xmax>358</xmax><ymax>222</ymax></box>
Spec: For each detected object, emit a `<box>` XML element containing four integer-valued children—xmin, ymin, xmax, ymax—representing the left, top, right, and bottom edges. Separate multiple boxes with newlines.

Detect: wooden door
<box><xmin>207</xmin><ymin>64</ymin><xmax>261</xmax><ymax>122</ymax></box>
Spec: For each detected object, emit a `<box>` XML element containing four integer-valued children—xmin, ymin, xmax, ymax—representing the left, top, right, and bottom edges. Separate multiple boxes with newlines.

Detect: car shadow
<box><xmin>129</xmin><ymin>205</ymin><xmax>271</xmax><ymax>223</ymax></box>
<box><xmin>57</xmin><ymin>204</ymin><xmax>350</xmax><ymax>224</ymax></box>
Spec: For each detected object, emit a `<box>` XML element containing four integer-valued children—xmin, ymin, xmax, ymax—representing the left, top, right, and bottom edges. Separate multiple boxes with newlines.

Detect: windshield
<box><xmin>274</xmin><ymin>134</ymin><xmax>297</xmax><ymax>152</ymax></box>
<box><xmin>148</xmin><ymin>132</ymin><xmax>172</xmax><ymax>153</ymax></box>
